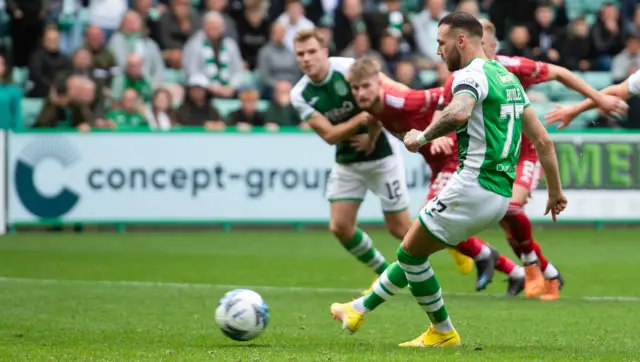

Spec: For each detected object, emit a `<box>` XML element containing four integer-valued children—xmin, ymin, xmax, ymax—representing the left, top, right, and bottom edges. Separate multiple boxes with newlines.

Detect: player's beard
<box><xmin>445</xmin><ymin>47</ymin><xmax>462</xmax><ymax>72</ymax></box>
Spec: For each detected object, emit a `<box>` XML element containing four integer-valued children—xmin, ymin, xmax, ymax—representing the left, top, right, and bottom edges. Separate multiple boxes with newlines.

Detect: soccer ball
<box><xmin>215</xmin><ymin>289</ymin><xmax>269</xmax><ymax>341</ymax></box>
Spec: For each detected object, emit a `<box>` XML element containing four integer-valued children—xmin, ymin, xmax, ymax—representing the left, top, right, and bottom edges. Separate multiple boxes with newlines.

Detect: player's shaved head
<box><xmin>347</xmin><ymin>57</ymin><xmax>381</xmax><ymax>84</ymax></box>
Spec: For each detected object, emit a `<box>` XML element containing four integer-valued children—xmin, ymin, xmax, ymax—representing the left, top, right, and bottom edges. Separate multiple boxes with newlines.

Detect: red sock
<box><xmin>456</xmin><ymin>236</ymin><xmax>486</xmax><ymax>258</ymax></box>
<box><xmin>496</xmin><ymin>255</ymin><xmax>517</xmax><ymax>275</ymax></box>
<box><xmin>501</xmin><ymin>203</ymin><xmax>534</xmax><ymax>254</ymax></box>
<box><xmin>530</xmin><ymin>240</ymin><xmax>549</xmax><ymax>271</ymax></box>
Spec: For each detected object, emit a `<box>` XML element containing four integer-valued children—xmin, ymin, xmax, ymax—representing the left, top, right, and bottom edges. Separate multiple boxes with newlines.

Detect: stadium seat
<box><xmin>12</xmin><ymin>67</ymin><xmax>28</xmax><ymax>88</ymax></box>
<box><xmin>419</xmin><ymin>70</ymin><xmax>437</xmax><ymax>87</ymax></box>
<box><xmin>212</xmin><ymin>99</ymin><xmax>269</xmax><ymax>118</ymax></box>
<box><xmin>162</xmin><ymin>69</ymin><xmax>184</xmax><ymax>84</ymax></box>
<box><xmin>21</xmin><ymin>98</ymin><xmax>43</xmax><ymax>128</ymax></box>
<box><xmin>581</xmin><ymin>71</ymin><xmax>612</xmax><ymax>90</ymax></box>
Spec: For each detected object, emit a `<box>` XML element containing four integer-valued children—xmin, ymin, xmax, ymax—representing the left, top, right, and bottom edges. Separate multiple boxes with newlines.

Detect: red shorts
<box><xmin>514</xmin><ymin>157</ymin><xmax>542</xmax><ymax>193</ymax></box>
<box><xmin>426</xmin><ymin>162</ymin><xmax>458</xmax><ymax>201</ymax></box>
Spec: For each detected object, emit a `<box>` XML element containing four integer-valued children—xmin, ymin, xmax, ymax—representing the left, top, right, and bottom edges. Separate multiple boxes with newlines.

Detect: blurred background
<box><xmin>1</xmin><ymin>0</ymin><xmax>639</xmax><ymax>232</ymax></box>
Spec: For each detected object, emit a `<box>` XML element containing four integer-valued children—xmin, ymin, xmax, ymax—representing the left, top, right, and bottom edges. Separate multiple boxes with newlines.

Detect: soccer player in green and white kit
<box><xmin>290</xmin><ymin>29</ymin><xmax>413</xmax><ymax>292</ymax></box>
<box><xmin>330</xmin><ymin>12</ymin><xmax>568</xmax><ymax>347</ymax></box>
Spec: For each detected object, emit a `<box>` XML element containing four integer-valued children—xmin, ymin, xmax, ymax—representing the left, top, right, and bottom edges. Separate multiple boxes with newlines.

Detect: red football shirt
<box><xmin>439</xmin><ymin>55</ymin><xmax>551</xmax><ymax>159</ymax></box>
<box><xmin>375</xmin><ymin>84</ymin><xmax>457</xmax><ymax>168</ymax></box>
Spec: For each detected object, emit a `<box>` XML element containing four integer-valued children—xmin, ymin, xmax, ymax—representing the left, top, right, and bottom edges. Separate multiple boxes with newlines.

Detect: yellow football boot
<box><xmin>398</xmin><ymin>325</ymin><xmax>461</xmax><ymax>348</ymax></box>
<box><xmin>448</xmin><ymin>248</ymin><xmax>474</xmax><ymax>275</ymax></box>
<box><xmin>330</xmin><ymin>302</ymin><xmax>364</xmax><ymax>334</ymax></box>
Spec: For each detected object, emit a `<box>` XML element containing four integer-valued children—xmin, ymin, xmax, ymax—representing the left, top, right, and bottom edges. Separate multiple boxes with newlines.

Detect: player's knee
<box><xmin>329</xmin><ymin>219</ymin><xmax>354</xmax><ymax>242</ymax></box>
<box><xmin>386</xmin><ymin>217</ymin><xmax>410</xmax><ymax>241</ymax></box>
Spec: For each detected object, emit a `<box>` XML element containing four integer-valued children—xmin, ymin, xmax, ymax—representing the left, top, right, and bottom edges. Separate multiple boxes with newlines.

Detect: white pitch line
<box><xmin>0</xmin><ymin>276</ymin><xmax>639</xmax><ymax>303</ymax></box>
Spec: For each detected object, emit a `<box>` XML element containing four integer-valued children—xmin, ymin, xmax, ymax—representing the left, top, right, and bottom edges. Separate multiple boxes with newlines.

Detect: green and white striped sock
<box><xmin>342</xmin><ymin>228</ymin><xmax>388</xmax><ymax>274</ymax></box>
<box><xmin>397</xmin><ymin>247</ymin><xmax>454</xmax><ymax>333</ymax></box>
<box><xmin>352</xmin><ymin>261</ymin><xmax>408</xmax><ymax>313</ymax></box>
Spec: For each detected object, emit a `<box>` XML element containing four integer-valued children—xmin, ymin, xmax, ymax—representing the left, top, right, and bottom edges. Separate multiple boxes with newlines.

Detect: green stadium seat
<box><xmin>21</xmin><ymin>98</ymin><xmax>44</xmax><ymax>128</ymax></box>
<box><xmin>419</xmin><ymin>70</ymin><xmax>437</xmax><ymax>87</ymax></box>
<box><xmin>549</xmin><ymin>81</ymin><xmax>584</xmax><ymax>102</ymax></box>
<box><xmin>581</xmin><ymin>71</ymin><xmax>612</xmax><ymax>90</ymax></box>
<box><xmin>162</xmin><ymin>69</ymin><xmax>184</xmax><ymax>84</ymax></box>
<box><xmin>212</xmin><ymin>99</ymin><xmax>269</xmax><ymax>118</ymax></box>
<box><xmin>12</xmin><ymin>67</ymin><xmax>28</xmax><ymax>88</ymax></box>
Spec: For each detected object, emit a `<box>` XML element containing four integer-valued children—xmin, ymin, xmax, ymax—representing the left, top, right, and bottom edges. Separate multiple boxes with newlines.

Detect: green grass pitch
<box><xmin>0</xmin><ymin>228</ymin><xmax>639</xmax><ymax>361</ymax></box>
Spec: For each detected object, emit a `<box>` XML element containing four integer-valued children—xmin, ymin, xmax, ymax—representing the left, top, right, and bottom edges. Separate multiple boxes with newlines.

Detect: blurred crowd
<box><xmin>0</xmin><ymin>0</ymin><xmax>637</xmax><ymax>131</ymax></box>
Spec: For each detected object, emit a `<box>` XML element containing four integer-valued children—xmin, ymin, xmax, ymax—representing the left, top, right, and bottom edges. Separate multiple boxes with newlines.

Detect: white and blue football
<box><xmin>215</xmin><ymin>289</ymin><xmax>269</xmax><ymax>341</ymax></box>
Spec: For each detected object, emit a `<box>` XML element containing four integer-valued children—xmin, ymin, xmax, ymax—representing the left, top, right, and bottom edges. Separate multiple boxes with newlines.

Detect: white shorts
<box><xmin>418</xmin><ymin>169</ymin><xmax>510</xmax><ymax>246</ymax></box>
<box><xmin>326</xmin><ymin>154</ymin><xmax>410</xmax><ymax>213</ymax></box>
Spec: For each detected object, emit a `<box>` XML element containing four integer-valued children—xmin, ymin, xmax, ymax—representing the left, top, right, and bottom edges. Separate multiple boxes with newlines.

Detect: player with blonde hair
<box><xmin>290</xmin><ymin>29</ymin><xmax>413</xmax><ymax>294</ymax></box>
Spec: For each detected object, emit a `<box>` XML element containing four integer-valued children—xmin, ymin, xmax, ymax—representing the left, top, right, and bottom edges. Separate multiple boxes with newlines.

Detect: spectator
<box><xmin>488</xmin><ymin>0</ymin><xmax>539</xmax><ymax>41</ymax></box>
<box><xmin>175</xmin><ymin>73</ymin><xmax>225</xmax><ymax>130</ymax></box>
<box><xmin>62</xmin><ymin>48</ymin><xmax>109</xmax><ymax>122</ymax></box>
<box><xmin>591</xmin><ymin>2</ymin><xmax>626</xmax><ymax>71</ymax></box>
<box><xmin>158</xmin><ymin>0</ymin><xmax>201</xmax><ymax>69</ymax></box>
<box><xmin>498</xmin><ymin>24</ymin><xmax>535</xmax><ymax>58</ymax></box>
<box><xmin>264</xmin><ymin>80</ymin><xmax>305</xmax><ymax>131</ymax></box>
<box><xmin>183</xmin><ymin>11</ymin><xmax>244</xmax><ymax>99</ymax></box>
<box><xmin>104</xmin><ymin>88</ymin><xmax>148</xmax><ymax>129</ymax></box>
<box><xmin>612</xmin><ymin>33</ymin><xmax>640</xmax><ymax>83</ymax></box>
<box><xmin>82</xmin><ymin>26</ymin><xmax>119</xmax><ymax>94</ymax></box>
<box><xmin>236</xmin><ymin>2</ymin><xmax>271</xmax><ymax>70</ymax></box>
<box><xmin>89</xmin><ymin>0</ymin><xmax>128</xmax><ymax>39</ymax></box>
<box><xmin>133</xmin><ymin>0</ymin><xmax>162</xmax><ymax>43</ymax></box>
<box><xmin>529</xmin><ymin>3</ymin><xmax>562</xmax><ymax>64</ymax></box>
<box><xmin>268</xmin><ymin>0</ymin><xmax>326</xmax><ymax>25</ymax></box>
<box><xmin>0</xmin><ymin>54</ymin><xmax>22</xmax><ymax>129</ymax></box>
<box><xmin>341</xmin><ymin>32</ymin><xmax>389</xmax><ymax>75</ymax></box>
<box><xmin>57</xmin><ymin>0</ymin><xmax>85</xmax><ymax>55</ymax></box>
<box><xmin>412</xmin><ymin>0</ymin><xmax>448</xmax><ymax>63</ymax></box>
<box><xmin>34</xmin><ymin>76</ymin><xmax>93</xmax><ymax>131</ymax></box>
<box><xmin>27</xmin><ymin>26</ymin><xmax>72</xmax><ymax>98</ymax></box>
<box><xmin>276</xmin><ymin>0</ymin><xmax>315</xmax><ymax>53</ymax></box>
<box><xmin>377</xmin><ymin>0</ymin><xmax>415</xmax><ymax>53</ymax></box>
<box><xmin>257</xmin><ymin>22</ymin><xmax>300</xmax><ymax>99</ymax></box>
<box><xmin>379</xmin><ymin>31</ymin><xmax>408</xmax><ymax>76</ymax></box>
<box><xmin>108</xmin><ymin>11</ymin><xmax>165</xmax><ymax>85</ymax></box>
<box><xmin>201</xmin><ymin>0</ymin><xmax>239</xmax><ymax>41</ymax></box>
<box><xmin>333</xmin><ymin>0</ymin><xmax>383</xmax><ymax>54</ymax></box>
<box><xmin>227</xmin><ymin>87</ymin><xmax>265</xmax><ymax>130</ymax></box>
<box><xmin>111</xmin><ymin>54</ymin><xmax>154</xmax><ymax>102</ymax></box>
<box><xmin>626</xmin><ymin>5</ymin><xmax>640</xmax><ymax>36</ymax></box>
<box><xmin>557</xmin><ymin>17</ymin><xmax>593</xmax><ymax>71</ymax></box>
<box><xmin>394</xmin><ymin>59</ymin><xmax>422</xmax><ymax>89</ymax></box>
<box><xmin>7</xmin><ymin>0</ymin><xmax>47</xmax><ymax>67</ymax></box>
<box><xmin>145</xmin><ymin>88</ymin><xmax>174</xmax><ymax>130</ymax></box>
<box><xmin>456</xmin><ymin>0</ymin><xmax>481</xmax><ymax>18</ymax></box>
<box><xmin>317</xmin><ymin>22</ymin><xmax>338</xmax><ymax>56</ymax></box>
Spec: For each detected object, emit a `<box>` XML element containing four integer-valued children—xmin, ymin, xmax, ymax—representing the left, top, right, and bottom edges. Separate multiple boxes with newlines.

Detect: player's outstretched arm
<box><xmin>546</xmin><ymin>64</ymin><xmax>628</xmax><ymax>118</ymax></box>
<box><xmin>521</xmin><ymin>106</ymin><xmax>567</xmax><ymax>221</ymax></box>
<box><xmin>404</xmin><ymin>92</ymin><xmax>474</xmax><ymax>152</ymax></box>
<box><xmin>307</xmin><ymin>111</ymin><xmax>370</xmax><ymax>145</ymax></box>
<box><xmin>545</xmin><ymin>81</ymin><xmax>630</xmax><ymax>129</ymax></box>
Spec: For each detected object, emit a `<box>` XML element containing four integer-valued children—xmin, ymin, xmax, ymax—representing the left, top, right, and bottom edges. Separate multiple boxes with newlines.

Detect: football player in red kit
<box><xmin>436</xmin><ymin>19</ymin><xmax>627</xmax><ymax>300</ymax></box>
<box><xmin>346</xmin><ymin>57</ymin><xmax>526</xmax><ymax>296</ymax></box>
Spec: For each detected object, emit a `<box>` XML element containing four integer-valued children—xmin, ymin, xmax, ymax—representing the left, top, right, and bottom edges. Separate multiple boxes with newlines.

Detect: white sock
<box><xmin>543</xmin><ymin>263</ymin><xmax>559</xmax><ymax>279</ymax></box>
<box><xmin>509</xmin><ymin>265</ymin><xmax>525</xmax><ymax>279</ymax></box>
<box><xmin>351</xmin><ymin>298</ymin><xmax>369</xmax><ymax>314</ymax></box>
<box><xmin>521</xmin><ymin>251</ymin><xmax>538</xmax><ymax>264</ymax></box>
<box><xmin>433</xmin><ymin>317</ymin><xmax>454</xmax><ymax>333</ymax></box>
<box><xmin>474</xmin><ymin>245</ymin><xmax>491</xmax><ymax>261</ymax></box>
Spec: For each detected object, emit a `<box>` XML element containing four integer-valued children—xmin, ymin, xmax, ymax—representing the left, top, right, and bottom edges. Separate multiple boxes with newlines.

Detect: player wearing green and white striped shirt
<box><xmin>330</xmin><ymin>13</ymin><xmax>567</xmax><ymax>348</ymax></box>
<box><xmin>290</xmin><ymin>29</ymin><xmax>413</xmax><ymax>293</ymax></box>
